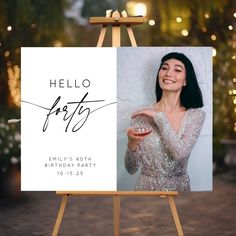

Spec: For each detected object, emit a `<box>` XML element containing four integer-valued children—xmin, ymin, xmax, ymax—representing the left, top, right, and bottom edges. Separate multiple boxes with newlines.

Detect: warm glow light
<box><xmin>148</xmin><ymin>19</ymin><xmax>155</xmax><ymax>26</ymax></box>
<box><xmin>234</xmin><ymin>108</ymin><xmax>236</xmax><ymax>113</ymax></box>
<box><xmin>126</xmin><ymin>2</ymin><xmax>147</xmax><ymax>16</ymax></box>
<box><xmin>15</xmin><ymin>48</ymin><xmax>20</xmax><ymax>54</ymax></box>
<box><xmin>228</xmin><ymin>25</ymin><xmax>233</xmax><ymax>30</ymax></box>
<box><xmin>7</xmin><ymin>64</ymin><xmax>21</xmax><ymax>107</ymax></box>
<box><xmin>53</xmin><ymin>40</ymin><xmax>63</xmax><ymax>47</ymax></box>
<box><xmin>31</xmin><ymin>23</ymin><xmax>36</xmax><ymax>28</ymax></box>
<box><xmin>134</xmin><ymin>3</ymin><xmax>147</xmax><ymax>16</ymax></box>
<box><xmin>7</xmin><ymin>25</ymin><xmax>12</xmax><ymax>31</ymax></box>
<box><xmin>233</xmin><ymin>78</ymin><xmax>236</xmax><ymax>83</ymax></box>
<box><xmin>176</xmin><ymin>17</ymin><xmax>182</xmax><ymax>23</ymax></box>
<box><xmin>232</xmin><ymin>55</ymin><xmax>236</xmax><ymax>60</ymax></box>
<box><xmin>204</xmin><ymin>13</ymin><xmax>210</xmax><ymax>19</ymax></box>
<box><xmin>229</xmin><ymin>90</ymin><xmax>233</xmax><ymax>95</ymax></box>
<box><xmin>234</xmin><ymin>12</ymin><xmax>236</xmax><ymax>18</ymax></box>
<box><xmin>233</xmin><ymin>98</ymin><xmax>236</xmax><ymax>104</ymax></box>
<box><xmin>233</xmin><ymin>90</ymin><xmax>236</xmax><ymax>95</ymax></box>
<box><xmin>211</xmin><ymin>34</ymin><xmax>216</xmax><ymax>41</ymax></box>
<box><xmin>181</xmin><ymin>29</ymin><xmax>188</xmax><ymax>36</ymax></box>
<box><xmin>201</xmin><ymin>27</ymin><xmax>207</xmax><ymax>32</ymax></box>
<box><xmin>212</xmin><ymin>48</ymin><xmax>217</xmax><ymax>57</ymax></box>
<box><xmin>4</xmin><ymin>51</ymin><xmax>10</xmax><ymax>57</ymax></box>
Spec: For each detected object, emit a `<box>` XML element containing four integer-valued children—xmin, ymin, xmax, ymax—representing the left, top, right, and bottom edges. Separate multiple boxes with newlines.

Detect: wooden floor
<box><xmin>0</xmin><ymin>175</ymin><xmax>235</xmax><ymax>236</ymax></box>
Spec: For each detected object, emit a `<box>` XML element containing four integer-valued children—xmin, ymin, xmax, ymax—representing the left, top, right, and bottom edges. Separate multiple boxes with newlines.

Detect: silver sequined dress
<box><xmin>124</xmin><ymin>107</ymin><xmax>205</xmax><ymax>191</ymax></box>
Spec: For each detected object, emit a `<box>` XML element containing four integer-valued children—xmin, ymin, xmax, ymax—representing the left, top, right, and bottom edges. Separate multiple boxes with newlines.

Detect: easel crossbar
<box><xmin>56</xmin><ymin>191</ymin><xmax>178</xmax><ymax>196</ymax></box>
<box><xmin>90</xmin><ymin>16</ymin><xmax>144</xmax><ymax>25</ymax></box>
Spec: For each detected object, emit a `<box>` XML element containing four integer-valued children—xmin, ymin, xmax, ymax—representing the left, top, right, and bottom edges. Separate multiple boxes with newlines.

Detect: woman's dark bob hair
<box><xmin>156</xmin><ymin>52</ymin><xmax>203</xmax><ymax>109</ymax></box>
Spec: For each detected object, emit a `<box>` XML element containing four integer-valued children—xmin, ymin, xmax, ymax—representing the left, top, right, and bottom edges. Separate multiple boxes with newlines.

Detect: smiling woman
<box><xmin>123</xmin><ymin>51</ymin><xmax>206</xmax><ymax>191</ymax></box>
<box><xmin>159</xmin><ymin>59</ymin><xmax>186</xmax><ymax>91</ymax></box>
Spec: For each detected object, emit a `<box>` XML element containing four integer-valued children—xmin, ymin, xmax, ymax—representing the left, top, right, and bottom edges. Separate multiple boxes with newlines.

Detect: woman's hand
<box><xmin>126</xmin><ymin>128</ymin><xmax>145</xmax><ymax>152</ymax></box>
<box><xmin>132</xmin><ymin>108</ymin><xmax>157</xmax><ymax>119</ymax></box>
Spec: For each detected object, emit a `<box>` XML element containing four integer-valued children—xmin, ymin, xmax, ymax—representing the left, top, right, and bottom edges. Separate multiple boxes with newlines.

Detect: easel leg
<box><xmin>126</xmin><ymin>26</ymin><xmax>137</xmax><ymax>47</ymax></box>
<box><xmin>112</xmin><ymin>26</ymin><xmax>121</xmax><ymax>47</ymax></box>
<box><xmin>121</xmin><ymin>10</ymin><xmax>137</xmax><ymax>47</ymax></box>
<box><xmin>167</xmin><ymin>196</ymin><xmax>184</xmax><ymax>236</ymax></box>
<box><xmin>97</xmin><ymin>26</ymin><xmax>107</xmax><ymax>47</ymax></box>
<box><xmin>113</xmin><ymin>195</ymin><xmax>120</xmax><ymax>236</ymax></box>
<box><xmin>52</xmin><ymin>194</ymin><xmax>69</xmax><ymax>236</ymax></box>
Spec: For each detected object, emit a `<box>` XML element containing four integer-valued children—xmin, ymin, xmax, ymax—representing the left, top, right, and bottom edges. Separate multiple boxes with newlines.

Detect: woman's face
<box><xmin>158</xmin><ymin>58</ymin><xmax>186</xmax><ymax>92</ymax></box>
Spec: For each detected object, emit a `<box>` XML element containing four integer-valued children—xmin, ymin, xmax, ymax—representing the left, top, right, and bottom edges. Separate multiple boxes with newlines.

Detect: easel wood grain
<box><xmin>93</xmin><ymin>10</ymin><xmax>140</xmax><ymax>47</ymax></box>
<box><xmin>52</xmin><ymin>194</ymin><xmax>68</xmax><ymax>236</ymax></box>
<box><xmin>52</xmin><ymin>10</ymin><xmax>184</xmax><ymax>236</ymax></box>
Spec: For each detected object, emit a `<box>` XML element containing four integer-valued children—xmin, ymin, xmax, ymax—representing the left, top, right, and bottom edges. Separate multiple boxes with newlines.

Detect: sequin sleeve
<box><xmin>153</xmin><ymin>108</ymin><xmax>205</xmax><ymax>160</ymax></box>
<box><xmin>124</xmin><ymin>148</ymin><xmax>141</xmax><ymax>175</ymax></box>
<box><xmin>124</xmin><ymin>115</ymin><xmax>146</xmax><ymax>175</ymax></box>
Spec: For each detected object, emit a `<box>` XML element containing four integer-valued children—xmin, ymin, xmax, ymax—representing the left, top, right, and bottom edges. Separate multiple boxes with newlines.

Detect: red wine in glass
<box><xmin>131</xmin><ymin>127</ymin><xmax>152</xmax><ymax>137</ymax></box>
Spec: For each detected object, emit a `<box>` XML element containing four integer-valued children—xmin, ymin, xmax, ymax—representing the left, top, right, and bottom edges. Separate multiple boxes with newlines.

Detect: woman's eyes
<box><xmin>161</xmin><ymin>67</ymin><xmax>168</xmax><ymax>70</ymax></box>
<box><xmin>161</xmin><ymin>67</ymin><xmax>182</xmax><ymax>72</ymax></box>
<box><xmin>175</xmin><ymin>69</ymin><xmax>182</xmax><ymax>72</ymax></box>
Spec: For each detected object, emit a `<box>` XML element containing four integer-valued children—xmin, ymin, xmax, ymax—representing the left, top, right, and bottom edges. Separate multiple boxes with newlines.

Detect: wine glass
<box><xmin>130</xmin><ymin>126</ymin><xmax>152</xmax><ymax>137</ymax></box>
<box><xmin>129</xmin><ymin>115</ymin><xmax>152</xmax><ymax>137</ymax></box>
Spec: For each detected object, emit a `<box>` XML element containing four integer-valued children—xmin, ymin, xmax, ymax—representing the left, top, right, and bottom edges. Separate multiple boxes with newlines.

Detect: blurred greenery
<box><xmin>0</xmin><ymin>120</ymin><xmax>20</xmax><ymax>172</ymax></box>
<box><xmin>0</xmin><ymin>0</ymin><xmax>235</xmax><ymax>172</ymax></box>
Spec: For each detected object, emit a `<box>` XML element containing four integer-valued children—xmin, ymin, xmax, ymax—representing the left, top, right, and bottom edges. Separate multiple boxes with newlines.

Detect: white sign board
<box><xmin>21</xmin><ymin>47</ymin><xmax>117</xmax><ymax>191</ymax></box>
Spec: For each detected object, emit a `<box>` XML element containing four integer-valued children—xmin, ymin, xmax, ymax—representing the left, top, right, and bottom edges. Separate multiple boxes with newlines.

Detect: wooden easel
<box><xmin>90</xmin><ymin>9</ymin><xmax>143</xmax><ymax>47</ymax></box>
<box><xmin>52</xmin><ymin>10</ymin><xmax>184</xmax><ymax>236</ymax></box>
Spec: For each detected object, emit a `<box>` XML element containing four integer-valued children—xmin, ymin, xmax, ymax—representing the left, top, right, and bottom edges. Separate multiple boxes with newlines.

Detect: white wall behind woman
<box><xmin>117</xmin><ymin>47</ymin><xmax>212</xmax><ymax>191</ymax></box>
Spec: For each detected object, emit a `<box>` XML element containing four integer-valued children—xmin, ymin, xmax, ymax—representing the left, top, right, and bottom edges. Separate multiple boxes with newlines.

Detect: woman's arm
<box><xmin>153</xmin><ymin>108</ymin><xmax>205</xmax><ymax>160</ymax></box>
<box><xmin>124</xmin><ymin>147</ymin><xmax>141</xmax><ymax>175</ymax></box>
<box><xmin>124</xmin><ymin>115</ymin><xmax>147</xmax><ymax>174</ymax></box>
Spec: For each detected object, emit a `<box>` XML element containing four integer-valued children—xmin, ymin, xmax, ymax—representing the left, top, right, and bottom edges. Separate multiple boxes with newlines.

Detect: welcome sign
<box><xmin>21</xmin><ymin>48</ymin><xmax>117</xmax><ymax>191</ymax></box>
<box><xmin>21</xmin><ymin>47</ymin><xmax>212</xmax><ymax>192</ymax></box>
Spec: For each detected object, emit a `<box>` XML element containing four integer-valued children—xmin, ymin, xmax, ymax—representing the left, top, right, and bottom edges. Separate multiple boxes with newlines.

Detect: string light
<box><xmin>233</xmin><ymin>98</ymin><xmax>236</xmax><ymax>104</ymax></box>
<box><xmin>229</xmin><ymin>90</ymin><xmax>233</xmax><ymax>95</ymax></box>
<box><xmin>4</xmin><ymin>51</ymin><xmax>10</xmax><ymax>57</ymax></box>
<box><xmin>233</xmin><ymin>78</ymin><xmax>236</xmax><ymax>83</ymax></box>
<box><xmin>134</xmin><ymin>3</ymin><xmax>147</xmax><ymax>16</ymax></box>
<box><xmin>15</xmin><ymin>48</ymin><xmax>20</xmax><ymax>54</ymax></box>
<box><xmin>228</xmin><ymin>25</ymin><xmax>233</xmax><ymax>31</ymax></box>
<box><xmin>204</xmin><ymin>13</ymin><xmax>210</xmax><ymax>19</ymax></box>
<box><xmin>234</xmin><ymin>12</ymin><xmax>236</xmax><ymax>18</ymax></box>
<box><xmin>181</xmin><ymin>29</ymin><xmax>188</xmax><ymax>36</ymax></box>
<box><xmin>7</xmin><ymin>64</ymin><xmax>21</xmax><ymax>107</ymax></box>
<box><xmin>212</xmin><ymin>48</ymin><xmax>217</xmax><ymax>57</ymax></box>
<box><xmin>7</xmin><ymin>26</ymin><xmax>12</xmax><ymax>31</ymax></box>
<box><xmin>232</xmin><ymin>55</ymin><xmax>236</xmax><ymax>60</ymax></box>
<box><xmin>148</xmin><ymin>19</ymin><xmax>155</xmax><ymax>26</ymax></box>
<box><xmin>233</xmin><ymin>90</ymin><xmax>236</xmax><ymax>95</ymax></box>
<box><xmin>211</xmin><ymin>34</ymin><xmax>217</xmax><ymax>41</ymax></box>
<box><xmin>176</xmin><ymin>17</ymin><xmax>182</xmax><ymax>23</ymax></box>
<box><xmin>53</xmin><ymin>40</ymin><xmax>62</xmax><ymax>47</ymax></box>
<box><xmin>201</xmin><ymin>27</ymin><xmax>207</xmax><ymax>32</ymax></box>
<box><xmin>126</xmin><ymin>2</ymin><xmax>147</xmax><ymax>17</ymax></box>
